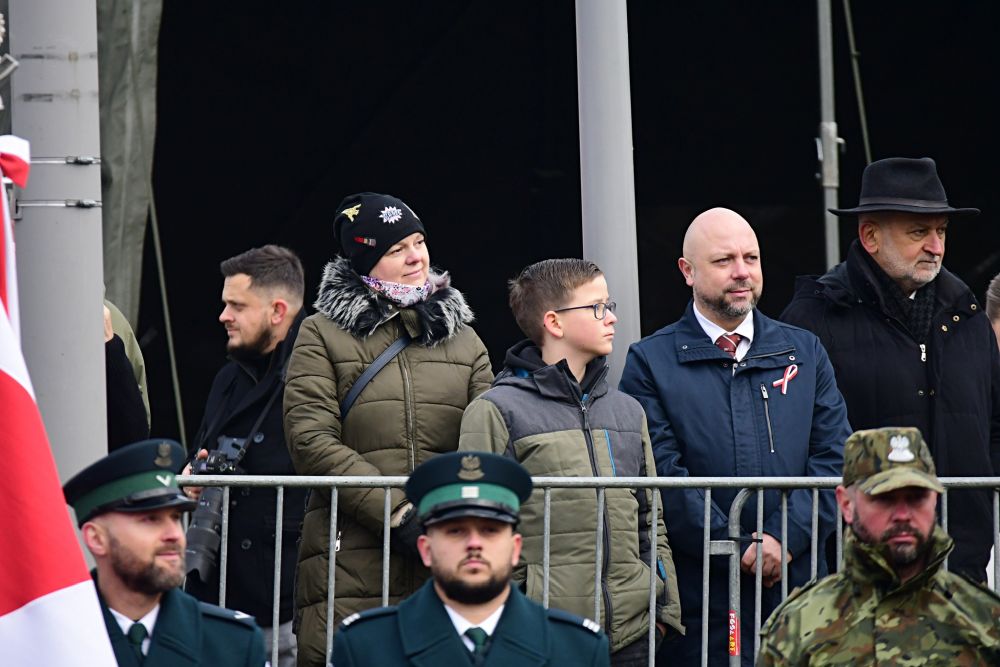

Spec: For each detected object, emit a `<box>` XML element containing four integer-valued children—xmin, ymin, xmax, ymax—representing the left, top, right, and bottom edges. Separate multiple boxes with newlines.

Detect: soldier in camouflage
<box><xmin>758</xmin><ymin>426</ymin><xmax>1000</xmax><ymax>665</ymax></box>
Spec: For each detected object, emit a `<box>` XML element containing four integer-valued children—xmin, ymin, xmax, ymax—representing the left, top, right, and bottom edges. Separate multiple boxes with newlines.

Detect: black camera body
<box><xmin>185</xmin><ymin>435</ymin><xmax>249</xmax><ymax>584</ymax></box>
<box><xmin>191</xmin><ymin>435</ymin><xmax>248</xmax><ymax>475</ymax></box>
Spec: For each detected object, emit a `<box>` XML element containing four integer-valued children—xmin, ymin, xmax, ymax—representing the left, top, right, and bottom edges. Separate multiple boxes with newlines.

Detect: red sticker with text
<box><xmin>728</xmin><ymin>610</ymin><xmax>740</xmax><ymax>656</ymax></box>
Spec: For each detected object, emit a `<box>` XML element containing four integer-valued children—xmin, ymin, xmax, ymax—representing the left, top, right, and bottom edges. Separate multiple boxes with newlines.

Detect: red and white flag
<box><xmin>0</xmin><ymin>136</ymin><xmax>116</xmax><ymax>664</ymax></box>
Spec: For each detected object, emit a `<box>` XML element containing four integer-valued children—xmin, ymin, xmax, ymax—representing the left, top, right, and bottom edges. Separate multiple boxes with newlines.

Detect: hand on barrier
<box><xmin>181</xmin><ymin>448</ymin><xmax>209</xmax><ymax>501</ymax></box>
<box><xmin>740</xmin><ymin>532</ymin><xmax>791</xmax><ymax>588</ymax></box>
<box><xmin>389</xmin><ymin>503</ymin><xmax>423</xmax><ymax>560</ymax></box>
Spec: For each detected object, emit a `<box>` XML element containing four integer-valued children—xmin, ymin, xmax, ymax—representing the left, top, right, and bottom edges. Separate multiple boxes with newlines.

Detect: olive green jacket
<box><xmin>283</xmin><ymin>257</ymin><xmax>492</xmax><ymax>666</ymax></box>
<box><xmin>458</xmin><ymin>341</ymin><xmax>684</xmax><ymax>653</ymax></box>
<box><xmin>759</xmin><ymin>526</ymin><xmax>1000</xmax><ymax>665</ymax></box>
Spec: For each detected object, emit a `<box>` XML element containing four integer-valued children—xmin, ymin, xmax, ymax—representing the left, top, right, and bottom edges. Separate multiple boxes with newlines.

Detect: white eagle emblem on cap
<box><xmin>887</xmin><ymin>435</ymin><xmax>915</xmax><ymax>463</ymax></box>
<box><xmin>458</xmin><ymin>455</ymin><xmax>485</xmax><ymax>481</ymax></box>
<box><xmin>379</xmin><ymin>206</ymin><xmax>403</xmax><ymax>224</ymax></box>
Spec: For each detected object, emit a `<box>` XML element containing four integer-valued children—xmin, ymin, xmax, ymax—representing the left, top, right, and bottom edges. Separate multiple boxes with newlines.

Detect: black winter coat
<box><xmin>781</xmin><ymin>240</ymin><xmax>1000</xmax><ymax>581</ymax></box>
<box><xmin>185</xmin><ymin>311</ymin><xmax>308</xmax><ymax>625</ymax></box>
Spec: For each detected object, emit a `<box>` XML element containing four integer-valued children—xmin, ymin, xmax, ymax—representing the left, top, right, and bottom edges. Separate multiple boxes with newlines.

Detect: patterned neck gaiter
<box><xmin>362</xmin><ymin>275</ymin><xmax>434</xmax><ymax>307</ymax></box>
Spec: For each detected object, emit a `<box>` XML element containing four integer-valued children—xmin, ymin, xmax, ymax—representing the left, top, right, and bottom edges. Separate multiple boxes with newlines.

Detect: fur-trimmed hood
<box><xmin>312</xmin><ymin>256</ymin><xmax>475</xmax><ymax>346</ymax></box>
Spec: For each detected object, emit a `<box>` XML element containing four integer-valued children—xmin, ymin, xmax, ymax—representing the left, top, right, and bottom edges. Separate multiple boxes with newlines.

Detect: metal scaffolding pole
<box><xmin>10</xmin><ymin>0</ymin><xmax>106</xmax><ymax>480</ymax></box>
<box><xmin>817</xmin><ymin>0</ymin><xmax>842</xmax><ymax>268</ymax></box>
<box><xmin>575</xmin><ymin>0</ymin><xmax>641</xmax><ymax>387</ymax></box>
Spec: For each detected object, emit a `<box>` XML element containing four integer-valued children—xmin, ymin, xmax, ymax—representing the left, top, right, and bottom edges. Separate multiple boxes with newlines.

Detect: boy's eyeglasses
<box><xmin>553</xmin><ymin>301</ymin><xmax>617</xmax><ymax>320</ymax></box>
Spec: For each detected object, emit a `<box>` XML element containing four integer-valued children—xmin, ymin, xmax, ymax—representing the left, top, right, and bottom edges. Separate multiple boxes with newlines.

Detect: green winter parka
<box><xmin>283</xmin><ymin>257</ymin><xmax>493</xmax><ymax>666</ymax></box>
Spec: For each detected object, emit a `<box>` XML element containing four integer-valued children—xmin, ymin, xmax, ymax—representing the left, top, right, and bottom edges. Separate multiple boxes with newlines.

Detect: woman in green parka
<box><xmin>283</xmin><ymin>192</ymin><xmax>493</xmax><ymax>666</ymax></box>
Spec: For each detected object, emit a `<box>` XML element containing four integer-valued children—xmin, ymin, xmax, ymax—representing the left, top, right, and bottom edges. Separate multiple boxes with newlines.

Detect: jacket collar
<box><xmin>313</xmin><ymin>256</ymin><xmax>475</xmax><ymax>346</ymax></box>
<box><xmin>842</xmin><ymin>523</ymin><xmax>954</xmax><ymax>594</ymax></box>
<box><xmin>397</xmin><ymin>581</ymin><xmax>549</xmax><ymax>667</ymax></box>
<box><xmin>495</xmin><ymin>339</ymin><xmax>610</xmax><ymax>404</ymax></box>
<box><xmin>231</xmin><ymin>307</ymin><xmax>307</xmax><ymax>383</ymax></box>
<box><xmin>816</xmin><ymin>239</ymin><xmax>982</xmax><ymax>318</ymax></box>
<box><xmin>674</xmin><ymin>301</ymin><xmax>795</xmax><ymax>363</ymax></box>
<box><xmin>94</xmin><ymin>573</ymin><xmax>201</xmax><ymax>667</ymax></box>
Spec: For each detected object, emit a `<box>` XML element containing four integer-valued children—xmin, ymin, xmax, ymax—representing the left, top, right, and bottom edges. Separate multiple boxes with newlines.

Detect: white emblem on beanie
<box><xmin>887</xmin><ymin>435</ymin><xmax>915</xmax><ymax>463</ymax></box>
<box><xmin>379</xmin><ymin>206</ymin><xmax>403</xmax><ymax>224</ymax></box>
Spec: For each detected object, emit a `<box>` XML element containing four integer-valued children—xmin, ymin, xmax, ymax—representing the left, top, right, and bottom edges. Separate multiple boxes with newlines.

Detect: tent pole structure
<box><xmin>575</xmin><ymin>0</ymin><xmax>641</xmax><ymax>387</ymax></box>
<box><xmin>817</xmin><ymin>0</ymin><xmax>842</xmax><ymax>268</ymax></box>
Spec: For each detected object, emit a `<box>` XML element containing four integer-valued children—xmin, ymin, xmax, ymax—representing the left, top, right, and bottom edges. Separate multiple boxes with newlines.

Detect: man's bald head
<box><xmin>678</xmin><ymin>207</ymin><xmax>763</xmax><ymax>330</ymax></box>
<box><xmin>682</xmin><ymin>208</ymin><xmax>757</xmax><ymax>260</ymax></box>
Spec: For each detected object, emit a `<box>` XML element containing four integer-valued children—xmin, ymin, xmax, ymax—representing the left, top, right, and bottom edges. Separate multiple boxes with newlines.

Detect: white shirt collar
<box><xmin>693</xmin><ymin>302</ymin><xmax>755</xmax><ymax>356</ymax></box>
<box><xmin>444</xmin><ymin>603</ymin><xmax>505</xmax><ymax>652</ymax></box>
<box><xmin>109</xmin><ymin>604</ymin><xmax>160</xmax><ymax>656</ymax></box>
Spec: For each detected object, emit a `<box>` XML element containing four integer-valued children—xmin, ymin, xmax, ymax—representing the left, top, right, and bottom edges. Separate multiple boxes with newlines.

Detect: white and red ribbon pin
<box><xmin>771</xmin><ymin>364</ymin><xmax>798</xmax><ymax>395</ymax></box>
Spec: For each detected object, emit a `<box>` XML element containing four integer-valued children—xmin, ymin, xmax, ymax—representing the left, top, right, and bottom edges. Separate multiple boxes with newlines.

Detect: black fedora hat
<box><xmin>830</xmin><ymin>157</ymin><xmax>979</xmax><ymax>217</ymax></box>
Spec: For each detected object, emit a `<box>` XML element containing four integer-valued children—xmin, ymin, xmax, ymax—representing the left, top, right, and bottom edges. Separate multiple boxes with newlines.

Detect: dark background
<box><xmin>144</xmin><ymin>1</ymin><xmax>1000</xmax><ymax>444</ymax></box>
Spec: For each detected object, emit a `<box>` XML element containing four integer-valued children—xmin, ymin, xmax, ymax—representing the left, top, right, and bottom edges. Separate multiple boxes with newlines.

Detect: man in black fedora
<box><xmin>782</xmin><ymin>157</ymin><xmax>1000</xmax><ymax>583</ymax></box>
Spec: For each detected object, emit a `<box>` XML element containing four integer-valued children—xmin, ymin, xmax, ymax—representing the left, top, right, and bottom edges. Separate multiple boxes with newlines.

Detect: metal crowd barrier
<box><xmin>178</xmin><ymin>474</ymin><xmax>1000</xmax><ymax>667</ymax></box>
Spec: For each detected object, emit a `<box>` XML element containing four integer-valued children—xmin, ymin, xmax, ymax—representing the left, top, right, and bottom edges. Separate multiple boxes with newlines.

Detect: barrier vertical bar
<box><xmin>941</xmin><ymin>489</ymin><xmax>949</xmax><ymax>572</ymax></box>
<box><xmin>836</xmin><ymin>501</ymin><xmax>843</xmax><ymax>570</ymax></box>
<box><xmin>271</xmin><ymin>486</ymin><xmax>284</xmax><ymax>667</ymax></box>
<box><xmin>648</xmin><ymin>488</ymin><xmax>659</xmax><ymax>667</ymax></box>
<box><xmin>753</xmin><ymin>489</ymin><xmax>764</xmax><ymax>662</ymax></box>
<box><xmin>325</xmin><ymin>488</ymin><xmax>339</xmax><ymax>665</ymax></box>
<box><xmin>219</xmin><ymin>486</ymin><xmax>231</xmax><ymax>607</ymax></box>
<box><xmin>594</xmin><ymin>488</ymin><xmax>606</xmax><ymax>623</ymax></box>
<box><xmin>543</xmin><ymin>487</ymin><xmax>552</xmax><ymax>608</ymax></box>
<box><xmin>728</xmin><ymin>488</ymin><xmax>753</xmax><ymax>667</ymax></box>
<box><xmin>780</xmin><ymin>491</ymin><xmax>788</xmax><ymax>600</ymax></box>
<box><xmin>810</xmin><ymin>489</ymin><xmax>820</xmax><ymax>580</ymax></box>
<box><xmin>994</xmin><ymin>489</ymin><xmax>999</xmax><ymax>593</ymax></box>
<box><xmin>701</xmin><ymin>488</ymin><xmax>711</xmax><ymax>667</ymax></box>
<box><xmin>382</xmin><ymin>488</ymin><xmax>391</xmax><ymax>606</ymax></box>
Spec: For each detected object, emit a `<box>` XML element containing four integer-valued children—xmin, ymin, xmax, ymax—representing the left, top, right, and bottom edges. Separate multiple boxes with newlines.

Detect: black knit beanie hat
<box><xmin>333</xmin><ymin>192</ymin><xmax>427</xmax><ymax>276</ymax></box>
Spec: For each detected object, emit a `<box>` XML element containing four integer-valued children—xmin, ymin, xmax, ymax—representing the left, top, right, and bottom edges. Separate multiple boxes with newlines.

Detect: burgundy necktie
<box><xmin>715</xmin><ymin>333</ymin><xmax>742</xmax><ymax>358</ymax></box>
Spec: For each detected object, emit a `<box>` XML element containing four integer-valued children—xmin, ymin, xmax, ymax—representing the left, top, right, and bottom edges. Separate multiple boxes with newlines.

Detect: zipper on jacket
<box><xmin>580</xmin><ymin>400</ymin><xmax>615</xmax><ymax>639</ymax></box>
<box><xmin>400</xmin><ymin>354</ymin><xmax>416</xmax><ymax>471</ymax></box>
<box><xmin>919</xmin><ymin>343</ymin><xmax>927</xmax><ymax>362</ymax></box>
<box><xmin>759</xmin><ymin>384</ymin><xmax>775</xmax><ymax>453</ymax></box>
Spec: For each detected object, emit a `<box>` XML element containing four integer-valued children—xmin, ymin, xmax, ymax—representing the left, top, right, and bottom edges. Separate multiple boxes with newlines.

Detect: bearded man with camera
<box><xmin>184</xmin><ymin>244</ymin><xmax>307</xmax><ymax>667</ymax></box>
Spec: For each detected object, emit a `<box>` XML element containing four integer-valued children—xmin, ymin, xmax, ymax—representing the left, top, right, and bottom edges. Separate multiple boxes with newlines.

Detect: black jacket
<box><xmin>185</xmin><ymin>310</ymin><xmax>307</xmax><ymax>625</ymax></box>
<box><xmin>781</xmin><ymin>240</ymin><xmax>1000</xmax><ymax>580</ymax></box>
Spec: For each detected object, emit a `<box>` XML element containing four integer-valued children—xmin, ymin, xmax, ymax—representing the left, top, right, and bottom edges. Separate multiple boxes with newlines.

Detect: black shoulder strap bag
<box><xmin>339</xmin><ymin>333</ymin><xmax>412</xmax><ymax>421</ymax></box>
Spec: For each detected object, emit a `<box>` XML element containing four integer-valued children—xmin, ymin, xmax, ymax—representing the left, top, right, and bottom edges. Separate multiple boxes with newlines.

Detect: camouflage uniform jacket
<box><xmin>758</xmin><ymin>526</ymin><xmax>1000</xmax><ymax>665</ymax></box>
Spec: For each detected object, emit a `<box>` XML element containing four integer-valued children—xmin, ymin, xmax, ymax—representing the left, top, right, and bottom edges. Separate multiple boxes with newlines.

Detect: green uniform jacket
<box><xmin>758</xmin><ymin>526</ymin><xmax>1000</xmax><ymax>665</ymax></box>
<box><xmin>333</xmin><ymin>579</ymin><xmax>610</xmax><ymax>666</ymax></box>
<box><xmin>458</xmin><ymin>341</ymin><xmax>684</xmax><ymax>652</ymax></box>
<box><xmin>284</xmin><ymin>258</ymin><xmax>493</xmax><ymax>666</ymax></box>
<box><xmin>98</xmin><ymin>583</ymin><xmax>266</xmax><ymax>666</ymax></box>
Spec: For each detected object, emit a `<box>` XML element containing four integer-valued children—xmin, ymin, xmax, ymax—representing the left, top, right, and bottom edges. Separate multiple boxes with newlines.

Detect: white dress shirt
<box><xmin>693</xmin><ymin>303</ymin><xmax>754</xmax><ymax>363</ymax></box>
<box><xmin>109</xmin><ymin>604</ymin><xmax>160</xmax><ymax>656</ymax></box>
<box><xmin>444</xmin><ymin>602</ymin><xmax>505</xmax><ymax>653</ymax></box>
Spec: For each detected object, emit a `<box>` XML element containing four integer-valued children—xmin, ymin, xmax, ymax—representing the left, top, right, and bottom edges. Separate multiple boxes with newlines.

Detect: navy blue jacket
<box><xmin>620</xmin><ymin>303</ymin><xmax>850</xmax><ymax>665</ymax></box>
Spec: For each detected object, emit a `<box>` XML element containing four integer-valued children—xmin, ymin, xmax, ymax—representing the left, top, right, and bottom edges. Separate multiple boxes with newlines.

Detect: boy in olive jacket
<box><xmin>458</xmin><ymin>259</ymin><xmax>683</xmax><ymax>665</ymax></box>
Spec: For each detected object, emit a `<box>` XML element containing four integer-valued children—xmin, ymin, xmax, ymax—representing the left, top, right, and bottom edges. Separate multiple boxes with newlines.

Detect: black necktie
<box><xmin>127</xmin><ymin>622</ymin><xmax>148</xmax><ymax>662</ymax></box>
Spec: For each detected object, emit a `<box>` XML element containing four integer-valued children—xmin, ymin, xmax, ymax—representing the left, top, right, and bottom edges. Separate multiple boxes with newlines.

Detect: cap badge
<box><xmin>342</xmin><ymin>204</ymin><xmax>361</xmax><ymax>222</ymax></box>
<box><xmin>379</xmin><ymin>206</ymin><xmax>403</xmax><ymax>224</ymax></box>
<box><xmin>154</xmin><ymin>442</ymin><xmax>173</xmax><ymax>468</ymax></box>
<box><xmin>458</xmin><ymin>455</ymin><xmax>485</xmax><ymax>481</ymax></box>
<box><xmin>887</xmin><ymin>435</ymin><xmax>915</xmax><ymax>463</ymax></box>
<box><xmin>155</xmin><ymin>474</ymin><xmax>172</xmax><ymax>486</ymax></box>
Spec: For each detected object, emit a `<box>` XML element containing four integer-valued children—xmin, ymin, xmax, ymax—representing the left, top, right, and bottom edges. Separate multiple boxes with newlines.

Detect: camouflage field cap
<box><xmin>842</xmin><ymin>427</ymin><xmax>944</xmax><ymax>495</ymax></box>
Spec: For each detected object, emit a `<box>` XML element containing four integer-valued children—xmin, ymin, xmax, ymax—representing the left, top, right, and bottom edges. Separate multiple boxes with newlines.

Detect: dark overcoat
<box><xmin>332</xmin><ymin>580</ymin><xmax>610</xmax><ymax>666</ymax></box>
<box><xmin>99</xmin><ymin>583</ymin><xmax>266</xmax><ymax>666</ymax></box>
<box><xmin>781</xmin><ymin>240</ymin><xmax>1000</xmax><ymax>581</ymax></box>
<box><xmin>185</xmin><ymin>310</ymin><xmax>308</xmax><ymax>624</ymax></box>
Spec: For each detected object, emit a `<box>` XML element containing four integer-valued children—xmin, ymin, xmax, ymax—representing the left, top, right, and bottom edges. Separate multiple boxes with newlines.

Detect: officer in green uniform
<box><xmin>63</xmin><ymin>439</ymin><xmax>266</xmax><ymax>666</ymax></box>
<box><xmin>332</xmin><ymin>451</ymin><xmax>611</xmax><ymax>666</ymax></box>
<box><xmin>758</xmin><ymin>427</ymin><xmax>1000</xmax><ymax>665</ymax></box>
